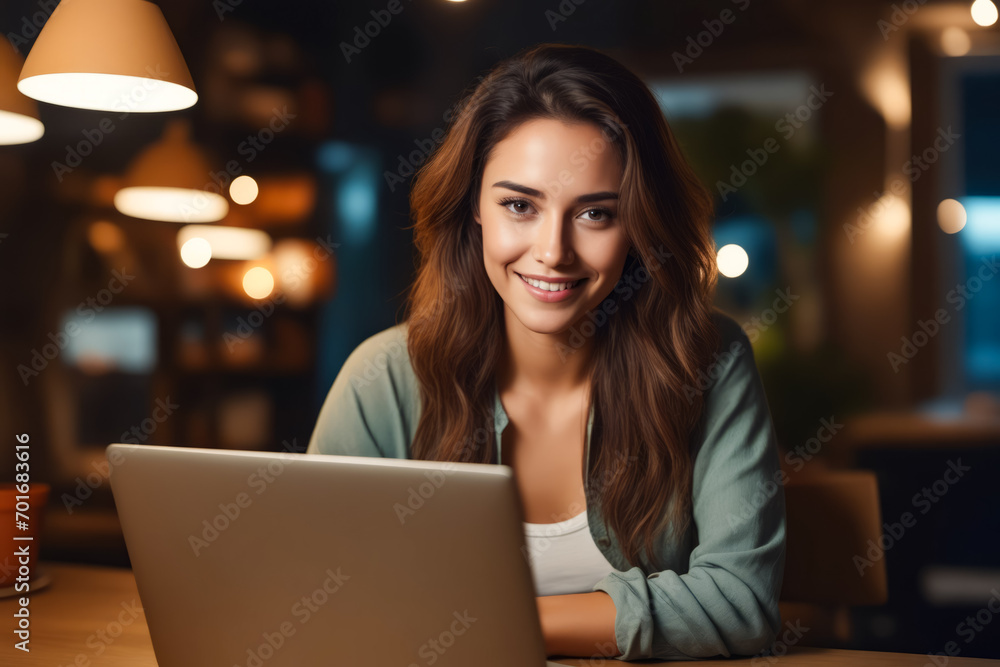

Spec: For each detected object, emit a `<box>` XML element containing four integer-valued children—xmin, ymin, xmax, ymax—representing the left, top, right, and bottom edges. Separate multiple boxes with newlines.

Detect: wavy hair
<box><xmin>400</xmin><ymin>43</ymin><xmax>720</xmax><ymax>571</ymax></box>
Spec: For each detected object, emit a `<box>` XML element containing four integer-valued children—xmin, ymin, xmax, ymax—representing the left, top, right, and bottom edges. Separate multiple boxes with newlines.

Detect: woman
<box><xmin>307</xmin><ymin>43</ymin><xmax>786</xmax><ymax>662</ymax></box>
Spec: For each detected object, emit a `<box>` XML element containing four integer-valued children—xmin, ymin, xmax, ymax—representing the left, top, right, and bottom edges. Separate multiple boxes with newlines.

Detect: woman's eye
<box><xmin>582</xmin><ymin>208</ymin><xmax>614</xmax><ymax>223</ymax></box>
<box><xmin>499</xmin><ymin>198</ymin><xmax>533</xmax><ymax>217</ymax></box>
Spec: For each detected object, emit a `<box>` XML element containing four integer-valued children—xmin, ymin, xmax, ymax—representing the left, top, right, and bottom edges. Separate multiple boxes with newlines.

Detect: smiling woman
<box><xmin>307</xmin><ymin>43</ymin><xmax>786</xmax><ymax>662</ymax></box>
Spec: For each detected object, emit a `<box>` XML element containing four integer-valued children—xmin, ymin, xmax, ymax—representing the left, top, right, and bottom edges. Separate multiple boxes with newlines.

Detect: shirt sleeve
<box><xmin>306</xmin><ymin>362</ymin><xmax>387</xmax><ymax>458</ymax></box>
<box><xmin>591</xmin><ymin>320</ymin><xmax>786</xmax><ymax>661</ymax></box>
<box><xmin>306</xmin><ymin>328</ymin><xmax>414</xmax><ymax>459</ymax></box>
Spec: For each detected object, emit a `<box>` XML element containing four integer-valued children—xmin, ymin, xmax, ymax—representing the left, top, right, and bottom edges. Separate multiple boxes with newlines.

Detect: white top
<box><xmin>522</xmin><ymin>509</ymin><xmax>621</xmax><ymax>597</ymax></box>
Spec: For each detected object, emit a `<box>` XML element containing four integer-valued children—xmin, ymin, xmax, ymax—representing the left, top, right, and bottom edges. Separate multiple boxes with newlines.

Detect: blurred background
<box><xmin>0</xmin><ymin>0</ymin><xmax>997</xmax><ymax>659</ymax></box>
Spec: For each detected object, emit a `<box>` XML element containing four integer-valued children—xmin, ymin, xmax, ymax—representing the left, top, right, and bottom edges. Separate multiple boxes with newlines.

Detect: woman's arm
<box><xmin>537</xmin><ymin>591</ymin><xmax>620</xmax><ymax>658</ymax></box>
<box><xmin>591</xmin><ymin>318</ymin><xmax>787</xmax><ymax>661</ymax></box>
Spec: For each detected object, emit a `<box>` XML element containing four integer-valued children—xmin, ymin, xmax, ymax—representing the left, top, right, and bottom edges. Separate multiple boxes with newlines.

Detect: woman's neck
<box><xmin>497</xmin><ymin>309</ymin><xmax>595</xmax><ymax>401</ymax></box>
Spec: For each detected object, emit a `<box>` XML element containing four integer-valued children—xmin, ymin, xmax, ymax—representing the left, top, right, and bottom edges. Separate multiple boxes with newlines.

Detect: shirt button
<box><xmin>598</xmin><ymin>538</ymin><xmax>610</xmax><ymax>547</ymax></box>
<box><xmin>647</xmin><ymin>572</ymin><xmax>660</xmax><ymax>579</ymax></box>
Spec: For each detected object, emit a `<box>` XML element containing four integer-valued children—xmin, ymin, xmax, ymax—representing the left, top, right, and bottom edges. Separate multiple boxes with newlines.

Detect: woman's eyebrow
<box><xmin>491</xmin><ymin>180</ymin><xmax>618</xmax><ymax>203</ymax></box>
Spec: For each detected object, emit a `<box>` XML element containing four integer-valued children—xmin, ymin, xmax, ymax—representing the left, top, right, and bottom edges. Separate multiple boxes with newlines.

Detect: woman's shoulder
<box><xmin>337</xmin><ymin>322</ymin><xmax>419</xmax><ymax>403</ymax></box>
<box><xmin>308</xmin><ymin>321</ymin><xmax>420</xmax><ymax>458</ymax></box>
<box><xmin>699</xmin><ymin>308</ymin><xmax>758</xmax><ymax>398</ymax></box>
<box><xmin>339</xmin><ymin>321</ymin><xmax>415</xmax><ymax>389</ymax></box>
<box><xmin>708</xmin><ymin>308</ymin><xmax>751</xmax><ymax>352</ymax></box>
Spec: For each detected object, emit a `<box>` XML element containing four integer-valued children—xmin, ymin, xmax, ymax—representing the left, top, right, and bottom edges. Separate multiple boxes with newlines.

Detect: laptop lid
<box><xmin>106</xmin><ymin>443</ymin><xmax>558</xmax><ymax>667</ymax></box>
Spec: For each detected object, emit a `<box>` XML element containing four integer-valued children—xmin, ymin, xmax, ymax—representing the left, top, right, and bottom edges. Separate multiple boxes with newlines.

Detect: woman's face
<box><xmin>474</xmin><ymin>117</ymin><xmax>631</xmax><ymax>337</ymax></box>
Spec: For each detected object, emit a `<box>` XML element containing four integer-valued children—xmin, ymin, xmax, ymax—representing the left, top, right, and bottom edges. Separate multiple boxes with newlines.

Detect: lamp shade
<box><xmin>17</xmin><ymin>0</ymin><xmax>197</xmax><ymax>113</ymax></box>
<box><xmin>0</xmin><ymin>41</ymin><xmax>43</xmax><ymax>144</ymax></box>
<box><xmin>114</xmin><ymin>119</ymin><xmax>229</xmax><ymax>223</ymax></box>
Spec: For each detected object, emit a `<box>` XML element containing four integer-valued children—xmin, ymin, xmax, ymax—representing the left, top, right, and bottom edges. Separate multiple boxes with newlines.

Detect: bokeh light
<box><xmin>717</xmin><ymin>244</ymin><xmax>749</xmax><ymax>278</ymax></box>
<box><xmin>242</xmin><ymin>266</ymin><xmax>274</xmax><ymax>299</ymax></box>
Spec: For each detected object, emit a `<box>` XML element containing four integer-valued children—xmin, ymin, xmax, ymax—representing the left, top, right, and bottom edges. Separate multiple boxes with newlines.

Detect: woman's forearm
<box><xmin>536</xmin><ymin>591</ymin><xmax>621</xmax><ymax>658</ymax></box>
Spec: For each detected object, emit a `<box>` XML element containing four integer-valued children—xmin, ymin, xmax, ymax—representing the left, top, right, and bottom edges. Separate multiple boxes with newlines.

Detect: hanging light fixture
<box><xmin>17</xmin><ymin>0</ymin><xmax>197</xmax><ymax>113</ymax></box>
<box><xmin>114</xmin><ymin>118</ymin><xmax>229</xmax><ymax>223</ymax></box>
<box><xmin>176</xmin><ymin>225</ymin><xmax>272</xmax><ymax>260</ymax></box>
<box><xmin>0</xmin><ymin>41</ymin><xmax>44</xmax><ymax>145</ymax></box>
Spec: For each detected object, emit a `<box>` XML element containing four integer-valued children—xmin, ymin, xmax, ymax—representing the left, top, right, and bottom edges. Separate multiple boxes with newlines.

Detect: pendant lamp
<box><xmin>114</xmin><ymin>118</ymin><xmax>229</xmax><ymax>223</ymax></box>
<box><xmin>0</xmin><ymin>42</ymin><xmax>44</xmax><ymax>144</ymax></box>
<box><xmin>17</xmin><ymin>0</ymin><xmax>197</xmax><ymax>113</ymax></box>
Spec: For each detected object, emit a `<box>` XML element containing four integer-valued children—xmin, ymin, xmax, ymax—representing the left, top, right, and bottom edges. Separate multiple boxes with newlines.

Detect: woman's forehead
<box><xmin>483</xmin><ymin>119</ymin><xmax>623</xmax><ymax>196</ymax></box>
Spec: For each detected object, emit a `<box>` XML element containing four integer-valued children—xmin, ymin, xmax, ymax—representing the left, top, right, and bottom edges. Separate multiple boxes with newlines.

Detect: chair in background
<box><xmin>778</xmin><ymin>469</ymin><xmax>888</xmax><ymax>647</ymax></box>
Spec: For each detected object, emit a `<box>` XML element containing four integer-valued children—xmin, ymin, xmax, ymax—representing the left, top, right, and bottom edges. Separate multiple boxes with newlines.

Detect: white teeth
<box><xmin>518</xmin><ymin>274</ymin><xmax>581</xmax><ymax>292</ymax></box>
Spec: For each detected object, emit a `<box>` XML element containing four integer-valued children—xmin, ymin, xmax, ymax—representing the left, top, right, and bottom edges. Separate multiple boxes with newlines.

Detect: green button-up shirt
<box><xmin>307</xmin><ymin>310</ymin><xmax>786</xmax><ymax>661</ymax></box>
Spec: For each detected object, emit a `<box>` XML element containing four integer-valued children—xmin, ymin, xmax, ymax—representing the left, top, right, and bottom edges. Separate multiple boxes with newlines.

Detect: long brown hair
<box><xmin>400</xmin><ymin>43</ymin><xmax>720</xmax><ymax>571</ymax></box>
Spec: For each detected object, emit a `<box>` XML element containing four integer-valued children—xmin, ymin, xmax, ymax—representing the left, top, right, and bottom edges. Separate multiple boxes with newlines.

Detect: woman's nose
<box><xmin>533</xmin><ymin>212</ymin><xmax>574</xmax><ymax>265</ymax></box>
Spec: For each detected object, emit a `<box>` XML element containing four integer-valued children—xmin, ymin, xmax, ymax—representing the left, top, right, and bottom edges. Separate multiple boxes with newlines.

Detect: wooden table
<box><xmin>2</xmin><ymin>562</ymin><xmax>998</xmax><ymax>666</ymax></box>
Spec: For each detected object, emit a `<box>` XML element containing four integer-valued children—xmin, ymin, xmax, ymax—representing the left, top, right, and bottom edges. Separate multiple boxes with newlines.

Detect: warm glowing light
<box><xmin>87</xmin><ymin>220</ymin><xmax>125</xmax><ymax>253</ymax></box>
<box><xmin>937</xmin><ymin>198</ymin><xmax>968</xmax><ymax>234</ymax></box>
<box><xmin>873</xmin><ymin>194</ymin><xmax>911</xmax><ymax>242</ymax></box>
<box><xmin>941</xmin><ymin>27</ymin><xmax>972</xmax><ymax>56</ymax></box>
<box><xmin>0</xmin><ymin>110</ymin><xmax>44</xmax><ymax>145</ymax></box>
<box><xmin>243</xmin><ymin>266</ymin><xmax>274</xmax><ymax>299</ymax></box>
<box><xmin>717</xmin><ymin>244</ymin><xmax>749</xmax><ymax>278</ymax></box>
<box><xmin>972</xmin><ymin>0</ymin><xmax>998</xmax><ymax>26</ymax></box>
<box><xmin>0</xmin><ymin>42</ymin><xmax>44</xmax><ymax>144</ymax></box>
<box><xmin>230</xmin><ymin>175</ymin><xmax>259</xmax><ymax>205</ymax></box>
<box><xmin>861</xmin><ymin>57</ymin><xmax>911</xmax><ymax>129</ymax></box>
<box><xmin>19</xmin><ymin>73</ymin><xmax>197</xmax><ymax>113</ymax></box>
<box><xmin>115</xmin><ymin>186</ymin><xmax>229</xmax><ymax>223</ymax></box>
<box><xmin>180</xmin><ymin>237</ymin><xmax>212</xmax><ymax>268</ymax></box>
<box><xmin>176</xmin><ymin>225</ymin><xmax>271</xmax><ymax>260</ymax></box>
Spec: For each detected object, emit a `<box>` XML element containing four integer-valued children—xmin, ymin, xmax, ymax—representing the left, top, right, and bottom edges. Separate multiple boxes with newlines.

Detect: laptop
<box><xmin>106</xmin><ymin>443</ymin><xmax>568</xmax><ymax>667</ymax></box>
